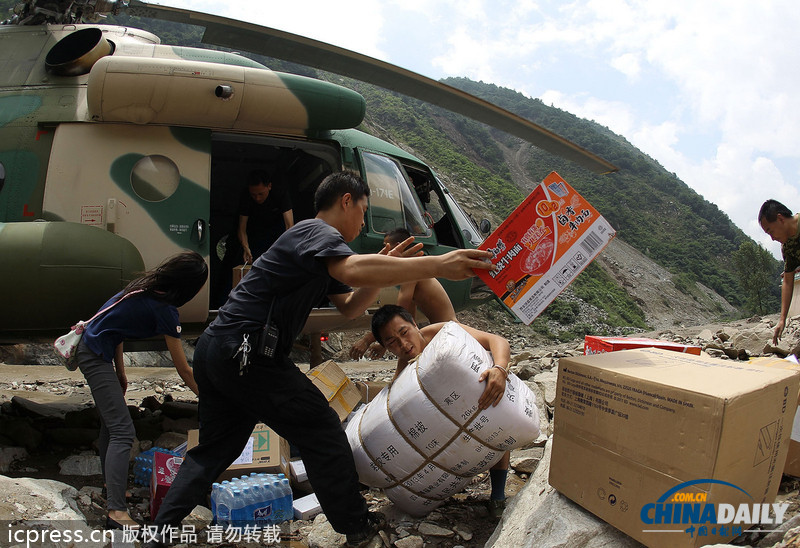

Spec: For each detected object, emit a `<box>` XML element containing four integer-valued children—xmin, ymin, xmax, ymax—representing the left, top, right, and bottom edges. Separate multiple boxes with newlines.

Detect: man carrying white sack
<box><xmin>371</xmin><ymin>304</ymin><xmax>513</xmax><ymax>518</ymax></box>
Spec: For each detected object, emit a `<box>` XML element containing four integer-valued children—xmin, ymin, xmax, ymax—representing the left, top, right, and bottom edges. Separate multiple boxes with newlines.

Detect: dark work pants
<box><xmin>153</xmin><ymin>332</ymin><xmax>369</xmax><ymax>534</ymax></box>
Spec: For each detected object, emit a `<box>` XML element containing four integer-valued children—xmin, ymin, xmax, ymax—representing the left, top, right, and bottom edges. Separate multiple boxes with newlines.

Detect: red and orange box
<box><xmin>584</xmin><ymin>335</ymin><xmax>702</xmax><ymax>356</ymax></box>
<box><xmin>475</xmin><ymin>171</ymin><xmax>615</xmax><ymax>324</ymax></box>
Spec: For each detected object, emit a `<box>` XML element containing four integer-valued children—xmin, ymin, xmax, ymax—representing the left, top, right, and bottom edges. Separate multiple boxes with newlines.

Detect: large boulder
<box><xmin>0</xmin><ymin>475</ymin><xmax>107</xmax><ymax>548</ymax></box>
<box><xmin>485</xmin><ymin>438</ymin><xmax>642</xmax><ymax>548</ymax></box>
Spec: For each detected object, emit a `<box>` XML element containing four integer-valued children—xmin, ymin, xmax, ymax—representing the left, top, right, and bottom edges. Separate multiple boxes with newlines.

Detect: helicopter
<box><xmin>0</xmin><ymin>0</ymin><xmax>617</xmax><ymax>344</ymax></box>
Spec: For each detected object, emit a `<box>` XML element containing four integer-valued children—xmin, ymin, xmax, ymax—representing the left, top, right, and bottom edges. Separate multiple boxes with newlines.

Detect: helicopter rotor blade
<box><xmin>126</xmin><ymin>1</ymin><xmax>617</xmax><ymax>174</ymax></box>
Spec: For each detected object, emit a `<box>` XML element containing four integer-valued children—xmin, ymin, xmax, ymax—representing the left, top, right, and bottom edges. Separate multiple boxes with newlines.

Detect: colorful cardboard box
<box><xmin>475</xmin><ymin>171</ymin><xmax>615</xmax><ymax>324</ymax></box>
<box><xmin>550</xmin><ymin>348</ymin><xmax>799</xmax><ymax>548</ymax></box>
<box><xmin>584</xmin><ymin>335</ymin><xmax>702</xmax><ymax>356</ymax></box>
<box><xmin>307</xmin><ymin>360</ymin><xmax>362</xmax><ymax>421</ymax></box>
<box><xmin>150</xmin><ymin>451</ymin><xmax>183</xmax><ymax>519</ymax></box>
<box><xmin>187</xmin><ymin>423</ymin><xmax>289</xmax><ymax>481</ymax></box>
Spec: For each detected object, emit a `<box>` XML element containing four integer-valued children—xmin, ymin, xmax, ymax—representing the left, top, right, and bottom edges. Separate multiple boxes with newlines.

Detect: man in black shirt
<box><xmin>238</xmin><ymin>169</ymin><xmax>294</xmax><ymax>264</ymax></box>
<box><xmin>148</xmin><ymin>172</ymin><xmax>493</xmax><ymax>548</ymax></box>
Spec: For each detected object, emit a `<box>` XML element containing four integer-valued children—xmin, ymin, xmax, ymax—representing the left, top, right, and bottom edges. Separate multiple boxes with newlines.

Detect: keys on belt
<box><xmin>234</xmin><ymin>333</ymin><xmax>251</xmax><ymax>375</ymax></box>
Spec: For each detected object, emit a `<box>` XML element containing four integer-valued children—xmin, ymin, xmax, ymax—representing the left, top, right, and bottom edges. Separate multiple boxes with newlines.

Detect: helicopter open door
<box><xmin>43</xmin><ymin>123</ymin><xmax>211</xmax><ymax>322</ymax></box>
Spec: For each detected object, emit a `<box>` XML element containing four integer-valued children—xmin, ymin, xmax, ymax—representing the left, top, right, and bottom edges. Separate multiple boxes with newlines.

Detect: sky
<box><xmin>163</xmin><ymin>0</ymin><xmax>800</xmax><ymax>259</ymax></box>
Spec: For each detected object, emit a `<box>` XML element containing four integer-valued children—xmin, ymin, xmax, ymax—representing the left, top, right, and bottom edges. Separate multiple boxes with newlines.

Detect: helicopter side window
<box><xmin>362</xmin><ymin>152</ymin><xmax>431</xmax><ymax>237</ymax></box>
<box><xmin>130</xmin><ymin>155</ymin><xmax>180</xmax><ymax>202</ymax></box>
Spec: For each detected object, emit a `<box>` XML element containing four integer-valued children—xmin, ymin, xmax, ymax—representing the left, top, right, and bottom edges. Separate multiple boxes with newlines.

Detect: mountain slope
<box><xmin>354</xmin><ymin>77</ymin><xmax>774</xmax><ymax>314</ymax></box>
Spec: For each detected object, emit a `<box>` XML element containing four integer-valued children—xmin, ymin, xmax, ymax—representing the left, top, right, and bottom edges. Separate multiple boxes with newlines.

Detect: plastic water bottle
<box><xmin>248</xmin><ymin>479</ymin><xmax>265</xmax><ymax>524</ymax></box>
<box><xmin>241</xmin><ymin>486</ymin><xmax>255</xmax><ymax>526</ymax></box>
<box><xmin>280</xmin><ymin>478</ymin><xmax>293</xmax><ymax>522</ymax></box>
<box><xmin>230</xmin><ymin>488</ymin><xmax>245</xmax><ymax>527</ymax></box>
<box><xmin>210</xmin><ymin>482</ymin><xmax>220</xmax><ymax>522</ymax></box>
<box><xmin>270</xmin><ymin>480</ymin><xmax>285</xmax><ymax>523</ymax></box>
<box><xmin>215</xmin><ymin>483</ymin><xmax>233</xmax><ymax>528</ymax></box>
<box><xmin>255</xmin><ymin>478</ymin><xmax>275</xmax><ymax>525</ymax></box>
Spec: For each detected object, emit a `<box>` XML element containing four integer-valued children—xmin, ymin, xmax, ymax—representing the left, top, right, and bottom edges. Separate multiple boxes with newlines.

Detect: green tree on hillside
<box><xmin>732</xmin><ymin>241</ymin><xmax>780</xmax><ymax>315</ymax></box>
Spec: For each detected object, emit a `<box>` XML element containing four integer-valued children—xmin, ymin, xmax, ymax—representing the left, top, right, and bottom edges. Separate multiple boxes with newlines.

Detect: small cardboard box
<box><xmin>475</xmin><ymin>171</ymin><xmax>615</xmax><ymax>324</ymax></box>
<box><xmin>232</xmin><ymin>264</ymin><xmax>251</xmax><ymax>287</ymax></box>
<box><xmin>293</xmin><ymin>493</ymin><xmax>322</xmax><ymax>520</ymax></box>
<box><xmin>290</xmin><ymin>459</ymin><xmax>307</xmax><ymax>483</ymax></box>
<box><xmin>187</xmin><ymin>423</ymin><xmax>289</xmax><ymax>481</ymax></box>
<box><xmin>749</xmin><ymin>356</ymin><xmax>800</xmax><ymax>477</ymax></box>
<box><xmin>549</xmin><ymin>347</ymin><xmax>799</xmax><ymax>548</ymax></box>
<box><xmin>307</xmin><ymin>360</ymin><xmax>362</xmax><ymax>421</ymax></box>
<box><xmin>584</xmin><ymin>335</ymin><xmax>702</xmax><ymax>356</ymax></box>
<box><xmin>355</xmin><ymin>380</ymin><xmax>388</xmax><ymax>403</ymax></box>
<box><xmin>150</xmin><ymin>451</ymin><xmax>183</xmax><ymax>519</ymax></box>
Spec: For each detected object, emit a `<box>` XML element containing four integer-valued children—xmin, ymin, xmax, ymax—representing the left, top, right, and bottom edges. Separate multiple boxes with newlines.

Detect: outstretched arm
<box><xmin>238</xmin><ymin>215</ymin><xmax>252</xmax><ymax>264</ymax></box>
<box><xmin>165</xmin><ymin>336</ymin><xmax>199</xmax><ymax>396</ymax></box>
<box><xmin>325</xmin><ymin>248</ymin><xmax>493</xmax><ymax>288</ymax></box>
<box><xmin>775</xmin><ymin>271</ymin><xmax>796</xmax><ymax>344</ymax></box>
<box><xmin>114</xmin><ymin>343</ymin><xmax>127</xmax><ymax>395</ymax></box>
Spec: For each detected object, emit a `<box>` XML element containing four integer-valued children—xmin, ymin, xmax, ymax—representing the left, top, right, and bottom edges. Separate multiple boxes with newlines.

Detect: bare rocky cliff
<box><xmin>595</xmin><ymin>237</ymin><xmax>738</xmax><ymax>330</ymax></box>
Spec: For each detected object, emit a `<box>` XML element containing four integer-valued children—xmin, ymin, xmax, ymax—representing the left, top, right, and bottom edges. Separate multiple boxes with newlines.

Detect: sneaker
<box><xmin>487</xmin><ymin>498</ymin><xmax>506</xmax><ymax>518</ymax></box>
<box><xmin>346</xmin><ymin>511</ymin><xmax>387</xmax><ymax>548</ymax></box>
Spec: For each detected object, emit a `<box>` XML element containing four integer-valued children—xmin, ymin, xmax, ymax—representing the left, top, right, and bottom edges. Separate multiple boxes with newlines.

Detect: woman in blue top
<box><xmin>75</xmin><ymin>251</ymin><xmax>208</xmax><ymax>530</ymax></box>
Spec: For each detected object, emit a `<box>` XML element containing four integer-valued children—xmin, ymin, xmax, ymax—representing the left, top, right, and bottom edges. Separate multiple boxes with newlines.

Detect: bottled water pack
<box><xmin>211</xmin><ymin>473</ymin><xmax>293</xmax><ymax>527</ymax></box>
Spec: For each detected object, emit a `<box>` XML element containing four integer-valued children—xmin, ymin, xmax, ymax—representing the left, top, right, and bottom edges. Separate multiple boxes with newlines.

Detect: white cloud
<box><xmin>610</xmin><ymin>53</ymin><xmax>641</xmax><ymax>80</ymax></box>
<box><xmin>160</xmin><ymin>0</ymin><xmax>390</xmax><ymax>59</ymax></box>
<box><xmin>539</xmin><ymin>90</ymin><xmax>639</xmax><ymax>139</ymax></box>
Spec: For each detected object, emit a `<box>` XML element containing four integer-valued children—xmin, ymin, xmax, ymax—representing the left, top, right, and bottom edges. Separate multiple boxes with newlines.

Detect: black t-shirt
<box><xmin>208</xmin><ymin>219</ymin><xmax>353</xmax><ymax>354</ymax></box>
<box><xmin>239</xmin><ymin>185</ymin><xmax>292</xmax><ymax>240</ymax></box>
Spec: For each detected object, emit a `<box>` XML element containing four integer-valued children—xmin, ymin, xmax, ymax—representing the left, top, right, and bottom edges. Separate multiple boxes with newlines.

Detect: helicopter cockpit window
<box><xmin>362</xmin><ymin>152</ymin><xmax>431</xmax><ymax>237</ymax></box>
<box><xmin>130</xmin><ymin>155</ymin><xmax>180</xmax><ymax>202</ymax></box>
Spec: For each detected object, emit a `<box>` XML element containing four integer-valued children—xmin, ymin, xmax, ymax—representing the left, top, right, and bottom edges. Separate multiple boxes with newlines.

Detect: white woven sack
<box><xmin>346</xmin><ymin>321</ymin><xmax>540</xmax><ymax>515</ymax></box>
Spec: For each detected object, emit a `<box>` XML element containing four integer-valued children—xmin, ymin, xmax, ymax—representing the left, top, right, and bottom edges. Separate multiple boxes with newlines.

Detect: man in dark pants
<box><xmin>146</xmin><ymin>171</ymin><xmax>493</xmax><ymax>548</ymax></box>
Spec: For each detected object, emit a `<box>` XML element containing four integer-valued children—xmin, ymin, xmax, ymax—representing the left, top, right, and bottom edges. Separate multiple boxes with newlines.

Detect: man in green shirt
<box><xmin>759</xmin><ymin>199</ymin><xmax>800</xmax><ymax>343</ymax></box>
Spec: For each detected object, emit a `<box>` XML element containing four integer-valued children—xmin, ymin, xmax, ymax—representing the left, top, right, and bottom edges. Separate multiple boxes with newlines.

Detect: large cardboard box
<box><xmin>150</xmin><ymin>451</ymin><xmax>183</xmax><ymax>519</ymax></box>
<box><xmin>475</xmin><ymin>171</ymin><xmax>615</xmax><ymax>324</ymax></box>
<box><xmin>307</xmin><ymin>360</ymin><xmax>362</xmax><ymax>421</ymax></box>
<box><xmin>550</xmin><ymin>347</ymin><xmax>799</xmax><ymax>548</ymax></box>
<box><xmin>584</xmin><ymin>335</ymin><xmax>701</xmax><ymax>356</ymax></box>
<box><xmin>749</xmin><ymin>356</ymin><xmax>800</xmax><ymax>477</ymax></box>
<box><xmin>187</xmin><ymin>423</ymin><xmax>289</xmax><ymax>481</ymax></box>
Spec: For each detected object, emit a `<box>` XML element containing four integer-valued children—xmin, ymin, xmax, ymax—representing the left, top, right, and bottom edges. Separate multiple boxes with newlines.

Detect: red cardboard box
<box><xmin>584</xmin><ymin>335</ymin><xmax>702</xmax><ymax>356</ymax></box>
<box><xmin>150</xmin><ymin>451</ymin><xmax>183</xmax><ymax>519</ymax></box>
<box><xmin>475</xmin><ymin>171</ymin><xmax>615</xmax><ymax>324</ymax></box>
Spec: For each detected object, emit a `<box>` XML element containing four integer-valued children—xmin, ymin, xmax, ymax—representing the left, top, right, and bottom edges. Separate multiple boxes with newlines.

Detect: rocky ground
<box><xmin>5</xmin><ymin>310</ymin><xmax>800</xmax><ymax>547</ymax></box>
